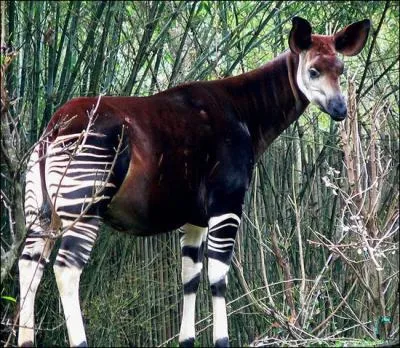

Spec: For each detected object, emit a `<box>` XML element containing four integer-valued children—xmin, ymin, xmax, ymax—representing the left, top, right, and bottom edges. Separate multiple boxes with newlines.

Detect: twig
<box><xmin>357</xmin><ymin>0</ymin><xmax>390</xmax><ymax>97</ymax></box>
<box><xmin>270</xmin><ymin>222</ymin><xmax>297</xmax><ymax>323</ymax></box>
<box><xmin>253</xmin><ymin>166</ymin><xmax>275</xmax><ymax>307</ymax></box>
<box><xmin>311</xmin><ymin>279</ymin><xmax>358</xmax><ymax>335</ymax></box>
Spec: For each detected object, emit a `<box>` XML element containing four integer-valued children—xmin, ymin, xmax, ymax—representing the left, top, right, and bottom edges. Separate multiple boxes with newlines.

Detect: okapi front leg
<box><xmin>207</xmin><ymin>213</ymin><xmax>241</xmax><ymax>347</ymax></box>
<box><xmin>179</xmin><ymin>224</ymin><xmax>207</xmax><ymax>347</ymax></box>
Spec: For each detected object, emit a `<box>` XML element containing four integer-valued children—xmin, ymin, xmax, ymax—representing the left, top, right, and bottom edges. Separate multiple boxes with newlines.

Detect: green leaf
<box><xmin>1</xmin><ymin>296</ymin><xmax>17</xmax><ymax>303</ymax></box>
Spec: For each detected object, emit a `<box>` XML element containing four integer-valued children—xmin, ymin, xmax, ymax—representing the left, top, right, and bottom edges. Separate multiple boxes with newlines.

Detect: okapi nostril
<box><xmin>335</xmin><ymin>104</ymin><xmax>347</xmax><ymax>116</ymax></box>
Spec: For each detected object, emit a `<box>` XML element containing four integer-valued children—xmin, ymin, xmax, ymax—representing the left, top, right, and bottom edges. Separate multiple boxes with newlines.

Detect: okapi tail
<box><xmin>37</xmin><ymin>139</ymin><xmax>62</xmax><ymax>234</ymax></box>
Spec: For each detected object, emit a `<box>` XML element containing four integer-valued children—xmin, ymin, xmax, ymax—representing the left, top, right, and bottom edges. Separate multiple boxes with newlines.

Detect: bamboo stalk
<box><xmin>122</xmin><ymin>2</ymin><xmax>163</xmax><ymax>96</ymax></box>
<box><xmin>55</xmin><ymin>0</ymin><xmax>81</xmax><ymax>107</ymax></box>
<box><xmin>88</xmin><ymin>2</ymin><xmax>114</xmax><ymax>96</ymax></box>
<box><xmin>168</xmin><ymin>1</ymin><xmax>197</xmax><ymax>88</ymax></box>
<box><xmin>59</xmin><ymin>1</ymin><xmax>106</xmax><ymax>104</ymax></box>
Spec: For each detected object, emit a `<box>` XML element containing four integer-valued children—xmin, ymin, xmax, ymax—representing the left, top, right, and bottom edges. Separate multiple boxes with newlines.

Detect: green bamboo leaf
<box><xmin>1</xmin><ymin>296</ymin><xmax>17</xmax><ymax>303</ymax></box>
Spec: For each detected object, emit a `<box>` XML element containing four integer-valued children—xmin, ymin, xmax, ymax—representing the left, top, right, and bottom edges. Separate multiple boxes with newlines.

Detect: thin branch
<box><xmin>356</xmin><ymin>0</ymin><xmax>390</xmax><ymax>97</ymax></box>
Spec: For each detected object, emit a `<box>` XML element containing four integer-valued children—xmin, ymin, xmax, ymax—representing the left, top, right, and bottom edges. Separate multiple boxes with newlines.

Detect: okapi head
<box><xmin>289</xmin><ymin>17</ymin><xmax>370</xmax><ymax>121</ymax></box>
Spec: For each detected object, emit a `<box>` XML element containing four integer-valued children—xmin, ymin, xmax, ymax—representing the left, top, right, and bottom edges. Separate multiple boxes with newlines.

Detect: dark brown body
<box><xmin>46</xmin><ymin>51</ymin><xmax>308</xmax><ymax>236</ymax></box>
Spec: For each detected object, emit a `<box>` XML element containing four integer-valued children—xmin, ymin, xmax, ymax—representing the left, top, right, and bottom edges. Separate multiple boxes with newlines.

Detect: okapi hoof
<box><xmin>179</xmin><ymin>337</ymin><xmax>195</xmax><ymax>347</ymax></box>
<box><xmin>215</xmin><ymin>337</ymin><xmax>229</xmax><ymax>347</ymax></box>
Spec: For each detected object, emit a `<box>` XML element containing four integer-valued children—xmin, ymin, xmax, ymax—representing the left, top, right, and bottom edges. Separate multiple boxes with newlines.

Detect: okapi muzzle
<box><xmin>326</xmin><ymin>94</ymin><xmax>347</xmax><ymax>121</ymax></box>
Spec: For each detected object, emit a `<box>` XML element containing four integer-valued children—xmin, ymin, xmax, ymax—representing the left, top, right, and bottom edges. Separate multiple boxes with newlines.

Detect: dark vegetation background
<box><xmin>1</xmin><ymin>1</ymin><xmax>398</xmax><ymax>346</ymax></box>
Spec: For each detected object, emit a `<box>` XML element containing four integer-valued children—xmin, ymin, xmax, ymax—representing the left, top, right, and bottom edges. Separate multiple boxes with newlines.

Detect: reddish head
<box><xmin>289</xmin><ymin>17</ymin><xmax>370</xmax><ymax>121</ymax></box>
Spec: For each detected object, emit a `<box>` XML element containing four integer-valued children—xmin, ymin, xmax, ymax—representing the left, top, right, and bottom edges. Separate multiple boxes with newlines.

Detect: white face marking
<box><xmin>296</xmin><ymin>52</ymin><xmax>344</xmax><ymax>116</ymax></box>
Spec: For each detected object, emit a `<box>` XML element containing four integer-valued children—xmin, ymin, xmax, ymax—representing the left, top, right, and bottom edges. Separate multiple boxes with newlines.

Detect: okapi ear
<box><xmin>334</xmin><ymin>19</ymin><xmax>371</xmax><ymax>56</ymax></box>
<box><xmin>289</xmin><ymin>17</ymin><xmax>312</xmax><ymax>54</ymax></box>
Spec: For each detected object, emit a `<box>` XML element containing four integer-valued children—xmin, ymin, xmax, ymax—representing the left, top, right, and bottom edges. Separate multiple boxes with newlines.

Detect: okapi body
<box><xmin>18</xmin><ymin>17</ymin><xmax>370</xmax><ymax>347</ymax></box>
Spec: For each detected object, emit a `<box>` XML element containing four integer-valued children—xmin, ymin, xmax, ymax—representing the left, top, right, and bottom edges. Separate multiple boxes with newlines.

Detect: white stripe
<box><xmin>209</xmin><ymin>223</ymin><xmax>238</xmax><ymax>232</ymax></box>
<box><xmin>51</xmin><ymin>133</ymin><xmax>82</xmax><ymax>142</ymax></box>
<box><xmin>53</xmin><ymin>179</ymin><xmax>115</xmax><ymax>187</ymax></box>
<box><xmin>209</xmin><ymin>213</ymin><xmax>241</xmax><ymax>228</ymax></box>
<box><xmin>55</xmin><ymin>173</ymin><xmax>105</xmax><ymax>180</ymax></box>
<box><xmin>74</xmin><ymin>221</ymin><xmax>98</xmax><ymax>230</ymax></box>
<box><xmin>208</xmin><ymin>235</ymin><xmax>235</xmax><ymax>243</ymax></box>
<box><xmin>52</xmin><ymin>132</ymin><xmax>106</xmax><ymax>143</ymax></box>
<box><xmin>208</xmin><ymin>240</ymin><xmax>234</xmax><ymax>249</ymax></box>
<box><xmin>57</xmin><ymin>184</ymin><xmax>116</xmax><ymax>193</ymax></box>
<box><xmin>79</xmin><ymin>144</ymin><xmax>109</xmax><ymax>151</ymax></box>
<box><xmin>24</xmin><ymin>145</ymin><xmax>43</xmax><ymax>213</ymax></box>
<box><xmin>56</xmin><ymin>211</ymin><xmax>101</xmax><ymax>219</ymax></box>
<box><xmin>56</xmin><ymin>248</ymin><xmax>91</xmax><ymax>263</ymax></box>
<box><xmin>24</xmin><ymin>204</ymin><xmax>37</xmax><ymax>210</ymax></box>
<box><xmin>48</xmin><ymin>167</ymin><xmax>110</xmax><ymax>174</ymax></box>
<box><xmin>58</xmin><ymin>248</ymin><xmax>90</xmax><ymax>261</ymax></box>
<box><xmin>48</xmin><ymin>160</ymin><xmax>112</xmax><ymax>166</ymax></box>
<box><xmin>75</xmin><ymin>153</ymin><xmax>111</xmax><ymax>158</ymax></box>
<box><xmin>47</xmin><ymin>154</ymin><xmax>70</xmax><ymax>160</ymax></box>
<box><xmin>53</xmin><ymin>196</ymin><xmax>110</xmax><ymax>207</ymax></box>
<box><xmin>73</xmin><ymin>224</ymin><xmax>98</xmax><ymax>236</ymax></box>
<box><xmin>25</xmin><ymin>193</ymin><xmax>36</xmax><ymax>200</ymax></box>
<box><xmin>62</xmin><ymin>231</ymin><xmax>96</xmax><ymax>243</ymax></box>
<box><xmin>58</xmin><ymin>249</ymin><xmax>81</xmax><ymax>260</ymax></box>
<box><xmin>207</xmin><ymin>245</ymin><xmax>228</xmax><ymax>253</ymax></box>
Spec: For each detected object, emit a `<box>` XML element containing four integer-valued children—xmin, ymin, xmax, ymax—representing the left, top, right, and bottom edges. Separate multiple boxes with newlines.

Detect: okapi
<box><xmin>18</xmin><ymin>17</ymin><xmax>370</xmax><ymax>347</ymax></box>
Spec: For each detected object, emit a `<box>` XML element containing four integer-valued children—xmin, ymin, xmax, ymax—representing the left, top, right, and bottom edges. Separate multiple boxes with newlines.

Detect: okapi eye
<box><xmin>309</xmin><ymin>68</ymin><xmax>320</xmax><ymax>79</ymax></box>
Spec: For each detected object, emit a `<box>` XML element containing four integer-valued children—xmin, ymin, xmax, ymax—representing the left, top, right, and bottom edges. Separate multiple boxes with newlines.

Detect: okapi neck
<box><xmin>220</xmin><ymin>51</ymin><xmax>309</xmax><ymax>161</ymax></box>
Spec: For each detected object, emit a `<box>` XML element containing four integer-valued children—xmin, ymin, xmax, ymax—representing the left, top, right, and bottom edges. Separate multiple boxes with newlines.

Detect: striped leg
<box><xmin>179</xmin><ymin>224</ymin><xmax>207</xmax><ymax>347</ymax></box>
<box><xmin>207</xmin><ymin>213</ymin><xmax>241</xmax><ymax>347</ymax></box>
<box><xmin>53</xmin><ymin>218</ymin><xmax>100</xmax><ymax>347</ymax></box>
<box><xmin>18</xmin><ymin>237</ymin><xmax>53</xmax><ymax>347</ymax></box>
<box><xmin>19</xmin><ymin>146</ymin><xmax>54</xmax><ymax>347</ymax></box>
<box><xmin>45</xmin><ymin>132</ymin><xmax>122</xmax><ymax>346</ymax></box>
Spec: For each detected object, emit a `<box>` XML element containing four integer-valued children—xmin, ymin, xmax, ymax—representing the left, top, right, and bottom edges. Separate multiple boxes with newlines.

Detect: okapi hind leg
<box><xmin>18</xmin><ymin>235</ymin><xmax>54</xmax><ymax>347</ymax></box>
<box><xmin>45</xmin><ymin>128</ymin><xmax>125</xmax><ymax>347</ymax></box>
<box><xmin>178</xmin><ymin>224</ymin><xmax>207</xmax><ymax>347</ymax></box>
<box><xmin>18</xmin><ymin>145</ymin><xmax>55</xmax><ymax>347</ymax></box>
<box><xmin>53</xmin><ymin>218</ymin><xmax>101</xmax><ymax>347</ymax></box>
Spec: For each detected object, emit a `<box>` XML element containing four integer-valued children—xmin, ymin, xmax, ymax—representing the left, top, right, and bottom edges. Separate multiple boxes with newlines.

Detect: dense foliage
<box><xmin>1</xmin><ymin>1</ymin><xmax>398</xmax><ymax>346</ymax></box>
